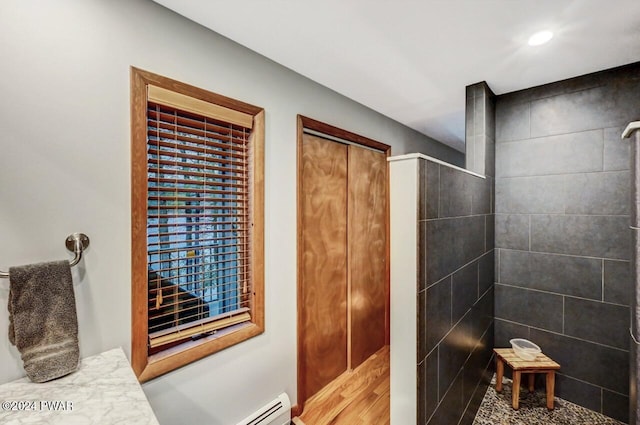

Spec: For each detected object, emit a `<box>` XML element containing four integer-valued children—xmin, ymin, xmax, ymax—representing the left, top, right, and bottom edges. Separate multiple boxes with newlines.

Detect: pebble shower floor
<box><xmin>473</xmin><ymin>375</ymin><xmax>624</xmax><ymax>425</ymax></box>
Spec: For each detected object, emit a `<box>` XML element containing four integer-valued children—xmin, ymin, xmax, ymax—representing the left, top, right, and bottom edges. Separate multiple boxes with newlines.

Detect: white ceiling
<box><xmin>153</xmin><ymin>0</ymin><xmax>640</xmax><ymax>152</ymax></box>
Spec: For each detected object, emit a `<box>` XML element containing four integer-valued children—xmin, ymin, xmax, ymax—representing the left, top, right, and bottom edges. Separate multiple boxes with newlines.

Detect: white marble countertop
<box><xmin>0</xmin><ymin>348</ymin><xmax>159</xmax><ymax>425</ymax></box>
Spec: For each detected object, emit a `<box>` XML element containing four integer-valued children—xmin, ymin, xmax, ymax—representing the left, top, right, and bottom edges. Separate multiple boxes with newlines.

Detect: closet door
<box><xmin>300</xmin><ymin>134</ymin><xmax>348</xmax><ymax>398</ymax></box>
<box><xmin>348</xmin><ymin>145</ymin><xmax>387</xmax><ymax>368</ymax></box>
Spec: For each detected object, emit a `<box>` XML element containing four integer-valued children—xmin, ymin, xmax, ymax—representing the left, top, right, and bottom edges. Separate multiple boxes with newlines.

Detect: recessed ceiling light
<box><xmin>528</xmin><ymin>30</ymin><xmax>553</xmax><ymax>46</ymax></box>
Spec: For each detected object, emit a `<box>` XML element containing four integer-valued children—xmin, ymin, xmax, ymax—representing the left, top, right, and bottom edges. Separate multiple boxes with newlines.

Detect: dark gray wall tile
<box><xmin>418</xmin><ymin>359</ymin><xmax>426</xmax><ymax>425</ymax></box>
<box><xmin>495</xmin><ymin>214</ymin><xmax>529</xmax><ymax>250</ymax></box>
<box><xmin>631</xmin><ymin>343</ymin><xmax>640</xmax><ymax>423</ymax></box>
<box><xmin>603</xmin><ymin>390</ymin><xmax>629</xmax><ymax>424</ymax></box>
<box><xmin>474</xmin><ymin>93</ymin><xmax>485</xmax><ymax>136</ymax></box>
<box><xmin>426</xmin><ymin>349</ymin><xmax>438</xmax><ymax>421</ymax></box>
<box><xmin>604</xmin><ymin>260</ymin><xmax>632</xmax><ymax>306</ymax></box>
<box><xmin>439</xmin><ymin>166</ymin><xmax>473</xmax><ymax>217</ymax></box>
<box><xmin>430</xmin><ymin>371</ymin><xmax>463</xmax><ymax>425</ymax></box>
<box><xmin>495</xmin><ymin>130</ymin><xmax>604</xmax><ymax>178</ymax></box>
<box><xmin>494</xmin><ymin>319</ymin><xmax>529</xmax><ymax>348</ymax></box>
<box><xmin>420</xmin><ymin>160</ymin><xmax>440</xmax><ymax>220</ymax></box>
<box><xmin>632</xmin><ymin>138</ymin><xmax>640</xmax><ymax>228</ymax></box>
<box><xmin>485</xmin><ymin>136</ymin><xmax>496</xmax><ymax>178</ymax></box>
<box><xmin>634</xmin><ymin>230</ymin><xmax>640</xmax><ymax>339</ymax></box>
<box><xmin>419</xmin><ymin>221</ymin><xmax>427</xmax><ymax>291</ymax></box>
<box><xmin>496</xmin><ymin>100</ymin><xmax>530</xmax><ymax>142</ymax></box>
<box><xmin>530</xmin><ymin>84</ymin><xmax>640</xmax><ymax>138</ymax></box>
<box><xmin>439</xmin><ymin>321</ymin><xmax>470</xmax><ymax>399</ymax></box>
<box><xmin>495</xmin><ymin>284</ymin><xmax>563</xmax><ymax>332</ymax></box>
<box><xmin>499</xmin><ymin>250</ymin><xmax>602</xmax><ymax>300</ymax></box>
<box><xmin>426</xmin><ymin>277</ymin><xmax>452</xmax><ymax>353</ymax></box>
<box><xmin>604</xmin><ymin>126</ymin><xmax>630</xmax><ymax>171</ymax></box>
<box><xmin>460</xmin><ymin>378</ymin><xmax>490</xmax><ymax>425</ymax></box>
<box><xmin>530</xmin><ymin>215</ymin><xmax>630</xmax><ymax>260</ymax></box>
<box><xmin>463</xmin><ymin>343</ymin><xmax>486</xmax><ymax>407</ymax></box>
<box><xmin>465</xmin><ymin>135</ymin><xmax>475</xmax><ymax>176</ymax></box>
<box><xmin>478</xmin><ymin>251</ymin><xmax>494</xmax><ymax>296</ymax></box>
<box><xmin>452</xmin><ymin>262</ymin><xmax>478</xmax><ymax>324</ymax></box>
<box><xmin>471</xmin><ymin>176</ymin><xmax>491</xmax><ymax>215</ymax></box>
<box><xmin>472</xmin><ymin>135</ymin><xmax>486</xmax><ymax>176</ymax></box>
<box><xmin>496</xmin><ymin>175</ymin><xmax>564</xmax><ymax>214</ymax></box>
<box><xmin>471</xmin><ymin>288</ymin><xmax>494</xmax><ymax>342</ymax></box>
<box><xmin>555</xmin><ymin>373</ymin><xmax>602</xmax><ymax>413</ymax></box>
<box><xmin>497</xmin><ymin>62</ymin><xmax>640</xmax><ymax>105</ymax></box>
<box><xmin>530</xmin><ymin>328</ymin><xmax>629</xmax><ymax>394</ymax></box>
<box><xmin>485</xmin><ymin>215</ymin><xmax>494</xmax><ymax>252</ymax></box>
<box><xmin>564</xmin><ymin>297</ymin><xmax>630</xmax><ymax>349</ymax></box>
<box><xmin>564</xmin><ymin>171</ymin><xmax>630</xmax><ymax>215</ymax></box>
<box><xmin>427</xmin><ymin>216</ymin><xmax>485</xmax><ymax>284</ymax></box>
<box><xmin>418</xmin><ymin>289</ymin><xmax>427</xmax><ymax>361</ymax></box>
<box><xmin>486</xmin><ymin>93</ymin><xmax>496</xmax><ymax>141</ymax></box>
<box><xmin>463</xmin><ymin>326</ymin><xmax>494</xmax><ymax>407</ymax></box>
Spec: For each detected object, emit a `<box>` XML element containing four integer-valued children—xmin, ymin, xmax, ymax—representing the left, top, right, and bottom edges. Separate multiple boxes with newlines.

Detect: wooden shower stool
<box><xmin>493</xmin><ymin>348</ymin><xmax>560</xmax><ymax>410</ymax></box>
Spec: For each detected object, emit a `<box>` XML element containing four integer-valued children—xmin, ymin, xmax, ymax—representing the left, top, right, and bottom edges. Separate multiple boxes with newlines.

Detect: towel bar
<box><xmin>0</xmin><ymin>233</ymin><xmax>90</xmax><ymax>279</ymax></box>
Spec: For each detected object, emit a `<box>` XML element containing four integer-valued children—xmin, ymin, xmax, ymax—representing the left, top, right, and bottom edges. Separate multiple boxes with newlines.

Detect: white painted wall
<box><xmin>388</xmin><ymin>157</ymin><xmax>419</xmax><ymax>425</ymax></box>
<box><xmin>0</xmin><ymin>1</ymin><xmax>462</xmax><ymax>424</ymax></box>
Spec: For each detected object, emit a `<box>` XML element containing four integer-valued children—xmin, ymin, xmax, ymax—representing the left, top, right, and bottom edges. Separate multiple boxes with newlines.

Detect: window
<box><xmin>131</xmin><ymin>68</ymin><xmax>264</xmax><ymax>382</ymax></box>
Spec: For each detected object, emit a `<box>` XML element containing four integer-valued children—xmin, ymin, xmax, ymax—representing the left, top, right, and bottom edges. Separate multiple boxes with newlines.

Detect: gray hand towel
<box><xmin>8</xmin><ymin>260</ymin><xmax>79</xmax><ymax>383</ymax></box>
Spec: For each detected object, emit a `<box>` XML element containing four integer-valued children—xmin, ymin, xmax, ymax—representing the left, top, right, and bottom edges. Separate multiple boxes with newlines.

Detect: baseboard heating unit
<box><xmin>236</xmin><ymin>393</ymin><xmax>291</xmax><ymax>425</ymax></box>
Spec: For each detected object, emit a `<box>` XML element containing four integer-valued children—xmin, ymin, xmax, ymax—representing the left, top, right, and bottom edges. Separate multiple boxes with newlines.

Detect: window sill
<box><xmin>137</xmin><ymin>322</ymin><xmax>263</xmax><ymax>383</ymax></box>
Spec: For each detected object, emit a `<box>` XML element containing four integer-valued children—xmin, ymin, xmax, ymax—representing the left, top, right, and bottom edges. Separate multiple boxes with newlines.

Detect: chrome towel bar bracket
<box><xmin>0</xmin><ymin>233</ymin><xmax>90</xmax><ymax>279</ymax></box>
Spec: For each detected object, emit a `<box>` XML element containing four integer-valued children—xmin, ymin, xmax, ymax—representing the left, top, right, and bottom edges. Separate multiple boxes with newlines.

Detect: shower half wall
<box><xmin>390</xmin><ymin>154</ymin><xmax>495</xmax><ymax>425</ymax></box>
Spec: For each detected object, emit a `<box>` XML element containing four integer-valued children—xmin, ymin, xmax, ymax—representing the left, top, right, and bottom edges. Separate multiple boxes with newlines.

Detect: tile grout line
<box><xmin>602</xmin><ymin>258</ymin><xmax>605</xmax><ymax>302</ymax></box>
<box><xmin>528</xmin><ymin>214</ymin><xmax>532</xmax><ymax>251</ymax></box>
<box><xmin>600</xmin><ymin>387</ymin><xmax>604</xmax><ymax>414</ymax></box>
<box><xmin>497</xmin><ymin>248</ymin><xmax>501</xmax><ymax>284</ymax></box>
<box><xmin>496</xmin><ymin>126</ymin><xmax>609</xmax><ymax>145</ymax></box>
<box><xmin>497</xmin><ymin>169</ymin><xmax>631</xmax><ymax>180</ymax></box>
<box><xmin>423</xmin><ymin>212</ymin><xmax>492</xmax><ymax>221</ymax></box>
<box><xmin>555</xmin><ymin>371</ymin><xmax>630</xmax><ymax>397</ymax></box>
<box><xmin>494</xmin><ymin>246</ymin><xmax>629</xmax><ymax>263</ymax></box>
<box><xmin>494</xmin><ymin>316</ymin><xmax>630</xmax><ymax>353</ymax></box>
<box><xmin>426</xmin><ymin>250</ymin><xmax>494</xmax><ymax>290</ymax></box>
<box><xmin>562</xmin><ymin>295</ymin><xmax>565</xmax><ymax>334</ymax></box>
<box><xmin>425</xmin><ymin>282</ymin><xmax>493</xmax><ymax>360</ymax></box>
<box><xmin>601</xmin><ymin>127</ymin><xmax>605</xmax><ymax>172</ymax></box>
<box><xmin>495</xmin><ymin>281</ymin><xmax>629</xmax><ymax>308</ymax></box>
<box><xmin>494</xmin><ymin>212</ymin><xmax>630</xmax><ymax>218</ymax></box>
<box><xmin>438</xmin><ymin>164</ymin><xmax>441</xmax><ymax>219</ymax></box>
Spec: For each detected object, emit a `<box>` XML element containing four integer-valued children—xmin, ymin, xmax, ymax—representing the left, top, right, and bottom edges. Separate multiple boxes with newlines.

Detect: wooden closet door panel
<box><xmin>301</xmin><ymin>134</ymin><xmax>348</xmax><ymax>398</ymax></box>
<box><xmin>348</xmin><ymin>145</ymin><xmax>387</xmax><ymax>369</ymax></box>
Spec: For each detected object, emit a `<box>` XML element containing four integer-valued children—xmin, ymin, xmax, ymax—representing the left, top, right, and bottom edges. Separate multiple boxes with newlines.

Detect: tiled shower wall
<box><xmin>494</xmin><ymin>62</ymin><xmax>640</xmax><ymax>423</ymax></box>
<box><xmin>418</xmin><ymin>158</ymin><xmax>495</xmax><ymax>425</ymax></box>
<box><xmin>466</xmin><ymin>82</ymin><xmax>496</xmax><ymax>177</ymax></box>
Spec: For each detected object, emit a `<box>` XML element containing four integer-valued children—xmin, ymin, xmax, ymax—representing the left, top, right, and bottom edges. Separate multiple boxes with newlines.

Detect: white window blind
<box><xmin>146</xmin><ymin>92</ymin><xmax>253</xmax><ymax>352</ymax></box>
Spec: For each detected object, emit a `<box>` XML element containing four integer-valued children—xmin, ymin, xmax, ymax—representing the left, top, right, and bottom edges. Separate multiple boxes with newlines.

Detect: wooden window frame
<box><xmin>131</xmin><ymin>67</ymin><xmax>264</xmax><ymax>382</ymax></box>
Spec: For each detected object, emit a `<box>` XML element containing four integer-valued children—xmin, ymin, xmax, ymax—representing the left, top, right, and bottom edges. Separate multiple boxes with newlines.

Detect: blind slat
<box><xmin>148</xmin><ymin>108</ymin><xmax>249</xmax><ymax>139</ymax></box>
<box><xmin>148</xmin><ymin>307</ymin><xmax>250</xmax><ymax>333</ymax></box>
<box><xmin>149</xmin><ymin>162</ymin><xmax>246</xmax><ymax>178</ymax></box>
<box><xmin>149</xmin><ymin>133</ymin><xmax>247</xmax><ymax>155</ymax></box>
<box><xmin>149</xmin><ymin>258</ymin><xmax>250</xmax><ymax>274</ymax></box>
<box><xmin>148</xmin><ymin>147</ymin><xmax>246</xmax><ymax>164</ymax></box>
<box><xmin>149</xmin><ymin>295</ymin><xmax>250</xmax><ymax>313</ymax></box>
<box><xmin>148</xmin><ymin>241</ymin><xmax>249</xmax><ymax>257</ymax></box>
<box><xmin>149</xmin><ymin>176</ymin><xmax>247</xmax><ymax>188</ymax></box>
<box><xmin>149</xmin><ymin>119</ymin><xmax>248</xmax><ymax>146</ymax></box>
<box><xmin>147</xmin><ymin>230</ymin><xmax>248</xmax><ymax>241</ymax></box>
<box><xmin>148</xmin><ymin>311</ymin><xmax>251</xmax><ymax>348</ymax></box>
